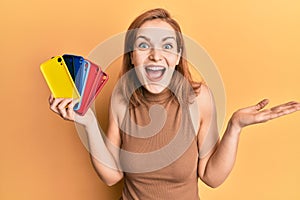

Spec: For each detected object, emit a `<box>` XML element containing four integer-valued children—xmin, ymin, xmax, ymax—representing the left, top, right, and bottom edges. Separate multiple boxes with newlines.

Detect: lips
<box><xmin>145</xmin><ymin>65</ymin><xmax>166</xmax><ymax>81</ymax></box>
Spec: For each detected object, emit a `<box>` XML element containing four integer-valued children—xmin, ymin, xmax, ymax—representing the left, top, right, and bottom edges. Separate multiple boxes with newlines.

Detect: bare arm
<box><xmin>49</xmin><ymin>95</ymin><xmax>123</xmax><ymax>186</ymax></box>
<box><xmin>83</xmin><ymin>107</ymin><xmax>123</xmax><ymax>186</ymax></box>
<box><xmin>196</xmin><ymin>85</ymin><xmax>300</xmax><ymax>188</ymax></box>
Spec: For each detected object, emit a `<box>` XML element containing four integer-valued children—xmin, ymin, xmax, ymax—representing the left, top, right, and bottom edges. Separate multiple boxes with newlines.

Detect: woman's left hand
<box><xmin>230</xmin><ymin>99</ymin><xmax>300</xmax><ymax>130</ymax></box>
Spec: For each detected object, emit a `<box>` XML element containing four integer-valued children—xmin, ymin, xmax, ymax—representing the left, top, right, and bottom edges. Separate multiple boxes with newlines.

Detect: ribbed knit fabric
<box><xmin>119</xmin><ymin>88</ymin><xmax>200</xmax><ymax>200</ymax></box>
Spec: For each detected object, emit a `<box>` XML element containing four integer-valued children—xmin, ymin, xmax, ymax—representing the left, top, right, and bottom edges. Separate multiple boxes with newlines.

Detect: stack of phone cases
<box><xmin>40</xmin><ymin>54</ymin><xmax>109</xmax><ymax>116</ymax></box>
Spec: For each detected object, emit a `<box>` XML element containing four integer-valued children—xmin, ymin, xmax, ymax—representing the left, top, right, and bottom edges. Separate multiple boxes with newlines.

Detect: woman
<box><xmin>49</xmin><ymin>8</ymin><xmax>300</xmax><ymax>200</ymax></box>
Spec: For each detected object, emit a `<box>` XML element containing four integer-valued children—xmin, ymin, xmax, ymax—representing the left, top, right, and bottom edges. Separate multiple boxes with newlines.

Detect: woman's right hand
<box><xmin>48</xmin><ymin>94</ymin><xmax>96</xmax><ymax>127</ymax></box>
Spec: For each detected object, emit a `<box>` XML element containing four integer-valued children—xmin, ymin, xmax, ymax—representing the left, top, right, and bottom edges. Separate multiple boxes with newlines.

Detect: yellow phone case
<box><xmin>40</xmin><ymin>56</ymin><xmax>80</xmax><ymax>98</ymax></box>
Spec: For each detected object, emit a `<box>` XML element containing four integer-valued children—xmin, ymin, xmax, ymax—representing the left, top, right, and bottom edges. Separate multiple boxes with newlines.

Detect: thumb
<box><xmin>72</xmin><ymin>98</ymin><xmax>80</xmax><ymax>105</ymax></box>
<box><xmin>254</xmin><ymin>99</ymin><xmax>269</xmax><ymax>111</ymax></box>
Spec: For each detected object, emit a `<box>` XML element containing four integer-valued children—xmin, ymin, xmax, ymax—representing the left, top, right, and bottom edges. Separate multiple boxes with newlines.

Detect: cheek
<box><xmin>134</xmin><ymin>66</ymin><xmax>146</xmax><ymax>84</ymax></box>
<box><xmin>131</xmin><ymin>51</ymin><xmax>148</xmax><ymax>66</ymax></box>
<box><xmin>166</xmin><ymin>54</ymin><xmax>180</xmax><ymax>67</ymax></box>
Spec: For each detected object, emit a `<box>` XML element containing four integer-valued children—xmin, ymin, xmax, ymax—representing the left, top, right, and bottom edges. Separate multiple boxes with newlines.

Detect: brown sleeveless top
<box><xmin>119</xmin><ymin>88</ymin><xmax>200</xmax><ymax>200</ymax></box>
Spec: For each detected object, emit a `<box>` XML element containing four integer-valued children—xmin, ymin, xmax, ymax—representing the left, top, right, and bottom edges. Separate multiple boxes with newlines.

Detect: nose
<box><xmin>149</xmin><ymin>48</ymin><xmax>163</xmax><ymax>61</ymax></box>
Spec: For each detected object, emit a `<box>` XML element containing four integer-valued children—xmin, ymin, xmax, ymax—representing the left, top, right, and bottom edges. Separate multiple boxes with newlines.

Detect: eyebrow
<box><xmin>136</xmin><ymin>35</ymin><xmax>176</xmax><ymax>42</ymax></box>
<box><xmin>162</xmin><ymin>36</ymin><xmax>176</xmax><ymax>42</ymax></box>
<box><xmin>136</xmin><ymin>35</ymin><xmax>150</xmax><ymax>42</ymax></box>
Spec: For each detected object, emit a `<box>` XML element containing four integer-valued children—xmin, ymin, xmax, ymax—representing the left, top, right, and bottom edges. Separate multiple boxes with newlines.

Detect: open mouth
<box><xmin>145</xmin><ymin>65</ymin><xmax>166</xmax><ymax>81</ymax></box>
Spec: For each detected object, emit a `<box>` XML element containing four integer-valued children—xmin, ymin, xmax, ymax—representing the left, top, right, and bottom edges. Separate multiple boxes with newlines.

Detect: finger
<box><xmin>71</xmin><ymin>98</ymin><xmax>80</xmax><ymax>114</ymax></box>
<box><xmin>48</xmin><ymin>94</ymin><xmax>54</xmax><ymax>104</ymax></box>
<box><xmin>286</xmin><ymin>101</ymin><xmax>299</xmax><ymax>106</ymax></box>
<box><xmin>270</xmin><ymin>101</ymin><xmax>299</xmax><ymax>112</ymax></box>
<box><xmin>255</xmin><ymin>109</ymin><xmax>282</xmax><ymax>122</ymax></box>
<box><xmin>72</xmin><ymin>98</ymin><xmax>80</xmax><ymax>106</ymax></box>
<box><xmin>278</xmin><ymin>104</ymin><xmax>300</xmax><ymax>115</ymax></box>
<box><xmin>265</xmin><ymin>104</ymin><xmax>300</xmax><ymax>121</ymax></box>
<box><xmin>254</xmin><ymin>102</ymin><xmax>300</xmax><ymax>123</ymax></box>
<box><xmin>297</xmin><ymin>103</ymin><xmax>300</xmax><ymax>111</ymax></box>
<box><xmin>255</xmin><ymin>99</ymin><xmax>269</xmax><ymax>111</ymax></box>
<box><xmin>57</xmin><ymin>98</ymin><xmax>73</xmax><ymax>118</ymax></box>
<box><xmin>50</xmin><ymin>98</ymin><xmax>64</xmax><ymax>114</ymax></box>
<box><xmin>66</xmin><ymin>101</ymin><xmax>76</xmax><ymax>121</ymax></box>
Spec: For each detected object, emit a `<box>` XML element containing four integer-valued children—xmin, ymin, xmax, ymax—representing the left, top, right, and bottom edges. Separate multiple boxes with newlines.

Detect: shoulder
<box><xmin>194</xmin><ymin>84</ymin><xmax>220</xmax><ymax>159</ymax></box>
<box><xmin>187</xmin><ymin>83</ymin><xmax>213</xmax><ymax>135</ymax></box>
<box><xmin>193</xmin><ymin>83</ymin><xmax>216</xmax><ymax>126</ymax></box>
<box><xmin>195</xmin><ymin>83</ymin><xmax>214</xmax><ymax>108</ymax></box>
<box><xmin>109</xmin><ymin>89</ymin><xmax>128</xmax><ymax>127</ymax></box>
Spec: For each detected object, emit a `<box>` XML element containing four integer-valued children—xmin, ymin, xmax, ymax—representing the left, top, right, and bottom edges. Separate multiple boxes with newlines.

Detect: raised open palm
<box><xmin>231</xmin><ymin>99</ymin><xmax>300</xmax><ymax>129</ymax></box>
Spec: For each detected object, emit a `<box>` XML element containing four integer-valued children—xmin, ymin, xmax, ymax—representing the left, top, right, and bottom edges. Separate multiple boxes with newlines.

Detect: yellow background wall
<box><xmin>1</xmin><ymin>0</ymin><xmax>300</xmax><ymax>199</ymax></box>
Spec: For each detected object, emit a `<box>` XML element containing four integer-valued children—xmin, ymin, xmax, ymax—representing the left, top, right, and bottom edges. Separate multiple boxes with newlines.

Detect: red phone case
<box><xmin>75</xmin><ymin>60</ymin><xmax>108</xmax><ymax>115</ymax></box>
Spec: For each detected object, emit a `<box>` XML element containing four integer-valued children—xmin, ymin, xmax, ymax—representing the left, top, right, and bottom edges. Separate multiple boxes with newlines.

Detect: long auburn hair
<box><xmin>119</xmin><ymin>8</ymin><xmax>201</xmax><ymax>106</ymax></box>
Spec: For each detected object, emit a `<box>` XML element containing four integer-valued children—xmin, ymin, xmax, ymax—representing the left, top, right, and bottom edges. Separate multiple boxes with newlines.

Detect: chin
<box><xmin>144</xmin><ymin>84</ymin><xmax>166</xmax><ymax>94</ymax></box>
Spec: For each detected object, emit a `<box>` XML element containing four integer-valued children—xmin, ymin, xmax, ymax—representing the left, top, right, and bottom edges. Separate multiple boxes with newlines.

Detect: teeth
<box><xmin>146</xmin><ymin>66</ymin><xmax>165</xmax><ymax>71</ymax></box>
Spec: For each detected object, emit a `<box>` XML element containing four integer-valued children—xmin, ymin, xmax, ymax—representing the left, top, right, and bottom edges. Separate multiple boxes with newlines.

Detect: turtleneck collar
<box><xmin>142</xmin><ymin>87</ymin><xmax>174</xmax><ymax>103</ymax></box>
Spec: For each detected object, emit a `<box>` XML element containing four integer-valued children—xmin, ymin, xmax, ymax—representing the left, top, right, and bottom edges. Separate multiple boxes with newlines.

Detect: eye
<box><xmin>138</xmin><ymin>42</ymin><xmax>149</xmax><ymax>49</ymax></box>
<box><xmin>163</xmin><ymin>44</ymin><xmax>173</xmax><ymax>50</ymax></box>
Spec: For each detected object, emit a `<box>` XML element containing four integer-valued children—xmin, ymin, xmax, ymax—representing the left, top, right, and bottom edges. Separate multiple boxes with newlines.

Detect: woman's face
<box><xmin>131</xmin><ymin>19</ymin><xmax>181</xmax><ymax>94</ymax></box>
